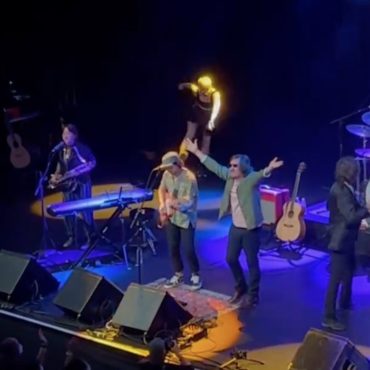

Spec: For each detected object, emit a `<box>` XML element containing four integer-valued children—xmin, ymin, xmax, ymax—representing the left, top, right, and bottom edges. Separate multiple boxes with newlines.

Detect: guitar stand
<box><xmin>274</xmin><ymin>240</ymin><xmax>307</xmax><ymax>262</ymax></box>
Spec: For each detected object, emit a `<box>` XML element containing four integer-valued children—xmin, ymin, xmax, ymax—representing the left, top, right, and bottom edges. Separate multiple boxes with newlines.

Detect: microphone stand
<box><xmin>33</xmin><ymin>151</ymin><xmax>57</xmax><ymax>259</ymax></box>
<box><xmin>329</xmin><ymin>105</ymin><xmax>369</xmax><ymax>158</ymax></box>
<box><xmin>125</xmin><ymin>167</ymin><xmax>162</xmax><ymax>284</ymax></box>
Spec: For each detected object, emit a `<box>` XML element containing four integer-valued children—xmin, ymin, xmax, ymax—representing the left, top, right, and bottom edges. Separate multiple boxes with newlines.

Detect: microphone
<box><xmin>153</xmin><ymin>163</ymin><xmax>173</xmax><ymax>171</ymax></box>
<box><xmin>50</xmin><ymin>141</ymin><xmax>64</xmax><ymax>153</ymax></box>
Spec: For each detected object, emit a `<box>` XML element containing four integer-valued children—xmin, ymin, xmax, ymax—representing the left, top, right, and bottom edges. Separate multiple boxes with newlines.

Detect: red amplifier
<box><xmin>259</xmin><ymin>185</ymin><xmax>290</xmax><ymax>225</ymax></box>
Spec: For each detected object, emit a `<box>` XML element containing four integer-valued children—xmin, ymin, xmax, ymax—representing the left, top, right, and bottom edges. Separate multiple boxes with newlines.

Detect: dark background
<box><xmin>1</xmin><ymin>0</ymin><xmax>370</xmax><ymax>202</ymax></box>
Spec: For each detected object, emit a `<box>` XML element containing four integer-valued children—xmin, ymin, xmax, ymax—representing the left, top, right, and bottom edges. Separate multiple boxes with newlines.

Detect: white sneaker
<box><xmin>164</xmin><ymin>273</ymin><xmax>184</xmax><ymax>288</ymax></box>
<box><xmin>189</xmin><ymin>274</ymin><xmax>202</xmax><ymax>291</ymax></box>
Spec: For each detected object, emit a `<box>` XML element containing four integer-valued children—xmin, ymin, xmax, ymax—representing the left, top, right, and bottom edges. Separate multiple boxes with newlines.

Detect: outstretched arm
<box><xmin>184</xmin><ymin>138</ymin><xmax>229</xmax><ymax>180</ymax></box>
<box><xmin>249</xmin><ymin>157</ymin><xmax>284</xmax><ymax>186</ymax></box>
<box><xmin>207</xmin><ymin>91</ymin><xmax>221</xmax><ymax>131</ymax></box>
<box><xmin>178</xmin><ymin>82</ymin><xmax>198</xmax><ymax>94</ymax></box>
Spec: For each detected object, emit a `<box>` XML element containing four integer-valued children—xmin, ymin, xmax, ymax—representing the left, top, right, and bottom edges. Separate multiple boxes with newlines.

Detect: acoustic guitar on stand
<box><xmin>276</xmin><ymin>162</ymin><xmax>307</xmax><ymax>243</ymax></box>
<box><xmin>4</xmin><ymin>108</ymin><xmax>31</xmax><ymax>169</ymax></box>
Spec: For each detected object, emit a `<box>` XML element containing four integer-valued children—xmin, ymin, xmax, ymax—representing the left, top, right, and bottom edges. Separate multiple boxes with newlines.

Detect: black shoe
<box><xmin>321</xmin><ymin>318</ymin><xmax>346</xmax><ymax>331</ymax></box>
<box><xmin>242</xmin><ymin>295</ymin><xmax>259</xmax><ymax>308</ymax></box>
<box><xmin>228</xmin><ymin>291</ymin><xmax>247</xmax><ymax>304</ymax></box>
<box><xmin>62</xmin><ymin>237</ymin><xmax>75</xmax><ymax>248</ymax></box>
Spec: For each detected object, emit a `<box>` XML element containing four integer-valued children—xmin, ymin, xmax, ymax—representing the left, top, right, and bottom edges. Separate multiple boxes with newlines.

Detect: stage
<box><xmin>0</xmin><ymin>184</ymin><xmax>370</xmax><ymax>369</ymax></box>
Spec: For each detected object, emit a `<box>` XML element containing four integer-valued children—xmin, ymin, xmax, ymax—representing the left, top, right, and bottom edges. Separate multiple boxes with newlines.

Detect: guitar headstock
<box><xmin>297</xmin><ymin>162</ymin><xmax>307</xmax><ymax>174</ymax></box>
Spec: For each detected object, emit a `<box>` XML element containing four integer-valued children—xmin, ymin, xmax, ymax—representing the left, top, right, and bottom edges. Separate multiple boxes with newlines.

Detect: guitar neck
<box><xmin>66</xmin><ymin>162</ymin><xmax>93</xmax><ymax>178</ymax></box>
<box><xmin>289</xmin><ymin>172</ymin><xmax>302</xmax><ymax>210</ymax></box>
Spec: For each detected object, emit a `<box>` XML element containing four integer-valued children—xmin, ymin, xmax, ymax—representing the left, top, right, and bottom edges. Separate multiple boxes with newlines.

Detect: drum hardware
<box><xmin>329</xmin><ymin>105</ymin><xmax>370</xmax><ymax>158</ymax></box>
<box><xmin>361</xmin><ymin>111</ymin><xmax>370</xmax><ymax>126</ymax></box>
<box><xmin>346</xmin><ymin>124</ymin><xmax>370</xmax><ymax>194</ymax></box>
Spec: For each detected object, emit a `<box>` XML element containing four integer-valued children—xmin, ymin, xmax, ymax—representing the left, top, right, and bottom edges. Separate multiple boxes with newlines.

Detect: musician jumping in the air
<box><xmin>178</xmin><ymin>75</ymin><xmax>221</xmax><ymax>161</ymax></box>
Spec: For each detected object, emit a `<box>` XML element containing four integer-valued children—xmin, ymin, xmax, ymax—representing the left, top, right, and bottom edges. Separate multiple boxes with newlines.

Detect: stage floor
<box><xmin>0</xmin><ymin>184</ymin><xmax>370</xmax><ymax>369</ymax></box>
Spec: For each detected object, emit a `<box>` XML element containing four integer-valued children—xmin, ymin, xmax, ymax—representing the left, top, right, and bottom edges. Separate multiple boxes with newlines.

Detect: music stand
<box><xmin>33</xmin><ymin>153</ymin><xmax>57</xmax><ymax>258</ymax></box>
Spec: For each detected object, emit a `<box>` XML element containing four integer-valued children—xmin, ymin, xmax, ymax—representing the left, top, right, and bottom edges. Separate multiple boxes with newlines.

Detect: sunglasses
<box><xmin>229</xmin><ymin>164</ymin><xmax>238</xmax><ymax>168</ymax></box>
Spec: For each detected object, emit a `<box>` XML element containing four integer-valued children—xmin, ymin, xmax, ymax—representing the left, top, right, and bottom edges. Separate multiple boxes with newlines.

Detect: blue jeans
<box><xmin>226</xmin><ymin>225</ymin><xmax>261</xmax><ymax>298</ymax></box>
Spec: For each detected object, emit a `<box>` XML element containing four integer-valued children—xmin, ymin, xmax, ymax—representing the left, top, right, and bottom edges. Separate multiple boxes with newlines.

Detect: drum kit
<box><xmin>346</xmin><ymin>111</ymin><xmax>370</xmax><ymax>197</ymax></box>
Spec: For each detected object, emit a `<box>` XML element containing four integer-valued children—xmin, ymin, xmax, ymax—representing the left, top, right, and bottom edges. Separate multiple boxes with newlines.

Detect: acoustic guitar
<box><xmin>276</xmin><ymin>162</ymin><xmax>307</xmax><ymax>242</ymax></box>
<box><xmin>4</xmin><ymin>108</ymin><xmax>31</xmax><ymax>169</ymax></box>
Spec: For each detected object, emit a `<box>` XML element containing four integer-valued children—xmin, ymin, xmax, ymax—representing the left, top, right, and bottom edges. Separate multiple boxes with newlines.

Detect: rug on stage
<box><xmin>146</xmin><ymin>278</ymin><xmax>238</xmax><ymax>319</ymax></box>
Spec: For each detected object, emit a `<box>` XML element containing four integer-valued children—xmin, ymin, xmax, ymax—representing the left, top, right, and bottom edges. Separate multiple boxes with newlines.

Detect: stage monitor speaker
<box><xmin>0</xmin><ymin>250</ymin><xmax>59</xmax><ymax>304</ymax></box>
<box><xmin>112</xmin><ymin>283</ymin><xmax>193</xmax><ymax>339</ymax></box>
<box><xmin>289</xmin><ymin>328</ymin><xmax>370</xmax><ymax>370</ymax></box>
<box><xmin>53</xmin><ymin>268</ymin><xmax>124</xmax><ymax>324</ymax></box>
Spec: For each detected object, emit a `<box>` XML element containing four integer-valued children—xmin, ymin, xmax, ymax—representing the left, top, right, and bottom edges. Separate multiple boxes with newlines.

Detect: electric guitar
<box><xmin>276</xmin><ymin>162</ymin><xmax>307</xmax><ymax>242</ymax></box>
<box><xmin>158</xmin><ymin>190</ymin><xmax>179</xmax><ymax>228</ymax></box>
<box><xmin>4</xmin><ymin>108</ymin><xmax>31</xmax><ymax>169</ymax></box>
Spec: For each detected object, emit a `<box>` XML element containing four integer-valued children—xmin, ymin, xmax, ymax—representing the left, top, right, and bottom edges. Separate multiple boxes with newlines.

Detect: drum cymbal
<box><xmin>355</xmin><ymin>148</ymin><xmax>370</xmax><ymax>158</ymax></box>
<box><xmin>361</xmin><ymin>111</ymin><xmax>370</xmax><ymax>125</ymax></box>
<box><xmin>346</xmin><ymin>124</ymin><xmax>370</xmax><ymax>138</ymax></box>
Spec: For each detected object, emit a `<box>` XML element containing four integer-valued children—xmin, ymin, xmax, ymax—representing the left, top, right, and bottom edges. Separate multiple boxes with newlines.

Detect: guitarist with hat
<box><xmin>49</xmin><ymin>124</ymin><xmax>96</xmax><ymax>249</ymax></box>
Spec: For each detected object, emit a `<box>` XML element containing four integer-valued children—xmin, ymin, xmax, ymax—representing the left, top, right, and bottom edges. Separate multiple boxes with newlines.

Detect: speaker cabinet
<box><xmin>54</xmin><ymin>268</ymin><xmax>124</xmax><ymax>324</ymax></box>
<box><xmin>112</xmin><ymin>283</ymin><xmax>193</xmax><ymax>339</ymax></box>
<box><xmin>0</xmin><ymin>250</ymin><xmax>59</xmax><ymax>304</ymax></box>
<box><xmin>289</xmin><ymin>328</ymin><xmax>370</xmax><ymax>370</ymax></box>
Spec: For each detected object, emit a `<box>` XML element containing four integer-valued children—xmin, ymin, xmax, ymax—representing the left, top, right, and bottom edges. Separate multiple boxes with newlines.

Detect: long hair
<box><xmin>230</xmin><ymin>154</ymin><xmax>253</xmax><ymax>176</ymax></box>
<box><xmin>63</xmin><ymin>123</ymin><xmax>79</xmax><ymax>138</ymax></box>
<box><xmin>335</xmin><ymin>156</ymin><xmax>359</xmax><ymax>185</ymax></box>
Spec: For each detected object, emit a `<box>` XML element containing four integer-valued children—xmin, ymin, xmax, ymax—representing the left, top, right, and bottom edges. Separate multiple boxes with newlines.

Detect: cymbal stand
<box><xmin>329</xmin><ymin>105</ymin><xmax>370</xmax><ymax>158</ymax></box>
<box><xmin>355</xmin><ymin>137</ymin><xmax>369</xmax><ymax>197</ymax></box>
<box><xmin>362</xmin><ymin>136</ymin><xmax>368</xmax><ymax>182</ymax></box>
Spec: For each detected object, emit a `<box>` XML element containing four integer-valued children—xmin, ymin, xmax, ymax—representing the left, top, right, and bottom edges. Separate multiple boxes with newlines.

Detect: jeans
<box><xmin>324</xmin><ymin>249</ymin><xmax>355</xmax><ymax>319</ymax></box>
<box><xmin>165</xmin><ymin>222</ymin><xmax>199</xmax><ymax>274</ymax></box>
<box><xmin>226</xmin><ymin>225</ymin><xmax>261</xmax><ymax>298</ymax></box>
<box><xmin>63</xmin><ymin>182</ymin><xmax>95</xmax><ymax>241</ymax></box>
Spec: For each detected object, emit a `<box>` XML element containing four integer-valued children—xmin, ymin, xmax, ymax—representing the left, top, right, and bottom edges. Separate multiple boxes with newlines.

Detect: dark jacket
<box><xmin>327</xmin><ymin>182</ymin><xmax>368</xmax><ymax>252</ymax></box>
